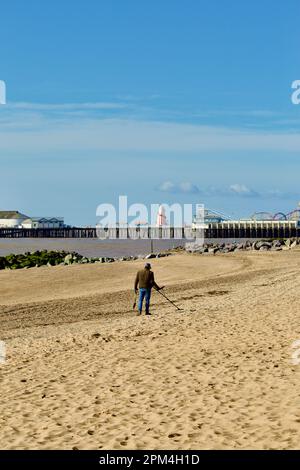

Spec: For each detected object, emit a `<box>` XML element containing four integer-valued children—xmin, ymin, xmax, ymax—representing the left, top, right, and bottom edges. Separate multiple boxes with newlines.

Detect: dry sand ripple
<box><xmin>1</xmin><ymin>250</ymin><xmax>300</xmax><ymax>449</ymax></box>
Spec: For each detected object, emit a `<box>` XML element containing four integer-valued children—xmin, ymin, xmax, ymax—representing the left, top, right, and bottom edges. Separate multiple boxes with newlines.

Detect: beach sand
<box><xmin>1</xmin><ymin>249</ymin><xmax>300</xmax><ymax>449</ymax></box>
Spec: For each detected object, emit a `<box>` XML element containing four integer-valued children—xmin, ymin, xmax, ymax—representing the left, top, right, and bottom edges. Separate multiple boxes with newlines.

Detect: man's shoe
<box><xmin>136</xmin><ymin>310</ymin><xmax>142</xmax><ymax>316</ymax></box>
<box><xmin>145</xmin><ymin>312</ymin><xmax>151</xmax><ymax>315</ymax></box>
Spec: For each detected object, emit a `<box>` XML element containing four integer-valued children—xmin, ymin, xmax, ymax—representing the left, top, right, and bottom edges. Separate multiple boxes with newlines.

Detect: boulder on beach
<box><xmin>225</xmin><ymin>244</ymin><xmax>236</xmax><ymax>252</ymax></box>
<box><xmin>253</xmin><ymin>241</ymin><xmax>272</xmax><ymax>251</ymax></box>
<box><xmin>64</xmin><ymin>254</ymin><xmax>73</xmax><ymax>265</ymax></box>
<box><xmin>259</xmin><ymin>246</ymin><xmax>270</xmax><ymax>251</ymax></box>
<box><xmin>184</xmin><ymin>242</ymin><xmax>204</xmax><ymax>253</ymax></box>
<box><xmin>236</xmin><ymin>242</ymin><xmax>245</xmax><ymax>250</ymax></box>
<box><xmin>271</xmin><ymin>246</ymin><xmax>282</xmax><ymax>251</ymax></box>
<box><xmin>145</xmin><ymin>253</ymin><xmax>156</xmax><ymax>259</ymax></box>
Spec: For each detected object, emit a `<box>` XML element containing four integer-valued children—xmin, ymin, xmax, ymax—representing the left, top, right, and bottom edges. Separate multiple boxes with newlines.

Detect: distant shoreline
<box><xmin>0</xmin><ymin>238</ymin><xmax>184</xmax><ymax>258</ymax></box>
<box><xmin>0</xmin><ymin>237</ymin><xmax>257</xmax><ymax>258</ymax></box>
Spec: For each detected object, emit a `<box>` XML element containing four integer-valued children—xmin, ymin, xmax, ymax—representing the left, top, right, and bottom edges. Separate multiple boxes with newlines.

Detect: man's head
<box><xmin>144</xmin><ymin>263</ymin><xmax>151</xmax><ymax>270</ymax></box>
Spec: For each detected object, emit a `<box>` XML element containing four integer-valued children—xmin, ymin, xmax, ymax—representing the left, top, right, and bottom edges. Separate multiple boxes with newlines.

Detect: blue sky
<box><xmin>0</xmin><ymin>0</ymin><xmax>300</xmax><ymax>225</ymax></box>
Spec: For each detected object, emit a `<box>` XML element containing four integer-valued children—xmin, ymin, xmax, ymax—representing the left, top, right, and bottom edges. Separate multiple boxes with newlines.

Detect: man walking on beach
<box><xmin>134</xmin><ymin>263</ymin><xmax>162</xmax><ymax>315</ymax></box>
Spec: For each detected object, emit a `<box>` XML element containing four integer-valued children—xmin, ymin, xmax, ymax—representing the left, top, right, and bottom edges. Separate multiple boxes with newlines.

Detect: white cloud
<box><xmin>6</xmin><ymin>101</ymin><xmax>127</xmax><ymax>111</ymax></box>
<box><xmin>157</xmin><ymin>181</ymin><xmax>176</xmax><ymax>192</ymax></box>
<box><xmin>157</xmin><ymin>181</ymin><xmax>200</xmax><ymax>194</ymax></box>
<box><xmin>179</xmin><ymin>182</ymin><xmax>200</xmax><ymax>193</ymax></box>
<box><xmin>156</xmin><ymin>181</ymin><xmax>292</xmax><ymax>200</ymax></box>
<box><xmin>0</xmin><ymin>104</ymin><xmax>300</xmax><ymax>154</ymax></box>
<box><xmin>229</xmin><ymin>184</ymin><xmax>258</xmax><ymax>197</ymax></box>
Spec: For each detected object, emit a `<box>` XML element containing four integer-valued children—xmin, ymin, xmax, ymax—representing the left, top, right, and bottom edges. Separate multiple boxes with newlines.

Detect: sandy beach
<box><xmin>1</xmin><ymin>249</ymin><xmax>300</xmax><ymax>450</ymax></box>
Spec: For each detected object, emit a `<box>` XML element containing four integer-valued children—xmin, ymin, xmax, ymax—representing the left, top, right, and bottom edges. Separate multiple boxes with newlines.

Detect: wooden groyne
<box><xmin>0</xmin><ymin>221</ymin><xmax>299</xmax><ymax>239</ymax></box>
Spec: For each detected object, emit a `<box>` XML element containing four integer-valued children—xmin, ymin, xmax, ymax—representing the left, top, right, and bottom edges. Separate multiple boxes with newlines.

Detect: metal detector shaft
<box><xmin>156</xmin><ymin>289</ymin><xmax>182</xmax><ymax>311</ymax></box>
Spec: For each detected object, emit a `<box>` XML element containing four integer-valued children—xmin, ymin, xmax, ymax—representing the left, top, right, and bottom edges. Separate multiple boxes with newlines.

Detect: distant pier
<box><xmin>204</xmin><ymin>220</ymin><xmax>299</xmax><ymax>239</ymax></box>
<box><xmin>0</xmin><ymin>220</ymin><xmax>299</xmax><ymax>239</ymax></box>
